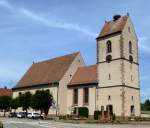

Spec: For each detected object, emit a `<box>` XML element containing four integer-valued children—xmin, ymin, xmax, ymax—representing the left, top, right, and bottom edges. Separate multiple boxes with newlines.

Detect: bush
<box><xmin>78</xmin><ymin>107</ymin><xmax>89</xmax><ymax>118</ymax></box>
<box><xmin>94</xmin><ymin>110</ymin><xmax>101</xmax><ymax>120</ymax></box>
<box><xmin>0</xmin><ymin>122</ymin><xmax>3</xmax><ymax>128</ymax></box>
<box><xmin>112</xmin><ymin>113</ymin><xmax>116</xmax><ymax>121</ymax></box>
<box><xmin>73</xmin><ymin>107</ymin><xmax>77</xmax><ymax>115</ymax></box>
<box><xmin>59</xmin><ymin>115</ymin><xmax>67</xmax><ymax>120</ymax></box>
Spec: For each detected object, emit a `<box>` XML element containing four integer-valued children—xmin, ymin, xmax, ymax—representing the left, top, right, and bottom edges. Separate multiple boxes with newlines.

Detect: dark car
<box><xmin>8</xmin><ymin>112</ymin><xmax>17</xmax><ymax>117</ymax></box>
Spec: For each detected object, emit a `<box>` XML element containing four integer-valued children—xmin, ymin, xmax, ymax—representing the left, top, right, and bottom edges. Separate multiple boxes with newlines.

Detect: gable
<box><xmin>14</xmin><ymin>52</ymin><xmax>80</xmax><ymax>89</ymax></box>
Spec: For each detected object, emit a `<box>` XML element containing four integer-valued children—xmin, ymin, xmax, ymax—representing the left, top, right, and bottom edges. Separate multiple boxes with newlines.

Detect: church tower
<box><xmin>96</xmin><ymin>15</ymin><xmax>140</xmax><ymax>117</ymax></box>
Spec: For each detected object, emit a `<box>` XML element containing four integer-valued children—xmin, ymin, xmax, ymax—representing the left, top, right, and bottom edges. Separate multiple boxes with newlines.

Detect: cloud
<box><xmin>0</xmin><ymin>0</ymin><xmax>14</xmax><ymax>12</ymax></box>
<box><xmin>138</xmin><ymin>36</ymin><xmax>150</xmax><ymax>53</ymax></box>
<box><xmin>19</xmin><ymin>8</ymin><xmax>97</xmax><ymax>37</ymax></box>
<box><xmin>0</xmin><ymin>0</ymin><xmax>96</xmax><ymax>37</ymax></box>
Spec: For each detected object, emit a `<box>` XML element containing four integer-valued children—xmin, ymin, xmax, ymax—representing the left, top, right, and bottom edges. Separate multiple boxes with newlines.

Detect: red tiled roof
<box><xmin>0</xmin><ymin>88</ymin><xmax>12</xmax><ymax>97</ymax></box>
<box><xmin>98</xmin><ymin>16</ymin><xmax>128</xmax><ymax>38</ymax></box>
<box><xmin>14</xmin><ymin>52</ymin><xmax>80</xmax><ymax>89</ymax></box>
<box><xmin>68</xmin><ymin>65</ymin><xmax>98</xmax><ymax>87</ymax></box>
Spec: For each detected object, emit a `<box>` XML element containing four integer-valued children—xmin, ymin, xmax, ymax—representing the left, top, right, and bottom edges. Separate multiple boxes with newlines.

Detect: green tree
<box><xmin>31</xmin><ymin>90</ymin><xmax>53</xmax><ymax>116</ymax></box>
<box><xmin>10</xmin><ymin>97</ymin><xmax>19</xmax><ymax>111</ymax></box>
<box><xmin>18</xmin><ymin>92</ymin><xmax>32</xmax><ymax>113</ymax></box>
<box><xmin>0</xmin><ymin>96</ymin><xmax>11</xmax><ymax>117</ymax></box>
<box><xmin>141</xmin><ymin>99</ymin><xmax>150</xmax><ymax>111</ymax></box>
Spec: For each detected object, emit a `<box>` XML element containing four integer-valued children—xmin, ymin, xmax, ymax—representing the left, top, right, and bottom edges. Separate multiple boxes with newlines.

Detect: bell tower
<box><xmin>96</xmin><ymin>15</ymin><xmax>140</xmax><ymax>117</ymax></box>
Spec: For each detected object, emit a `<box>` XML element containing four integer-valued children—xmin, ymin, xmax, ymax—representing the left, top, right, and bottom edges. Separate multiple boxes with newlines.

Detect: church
<box><xmin>12</xmin><ymin>14</ymin><xmax>141</xmax><ymax>117</ymax></box>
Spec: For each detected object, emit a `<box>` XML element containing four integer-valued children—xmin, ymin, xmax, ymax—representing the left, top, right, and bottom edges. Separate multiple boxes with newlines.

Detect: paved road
<box><xmin>1</xmin><ymin>117</ymin><xmax>150</xmax><ymax>128</ymax></box>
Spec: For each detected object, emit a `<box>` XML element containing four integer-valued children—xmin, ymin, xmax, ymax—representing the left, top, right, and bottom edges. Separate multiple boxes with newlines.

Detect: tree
<box><xmin>0</xmin><ymin>96</ymin><xmax>11</xmax><ymax>117</ymax></box>
<box><xmin>31</xmin><ymin>90</ymin><xmax>53</xmax><ymax>116</ymax></box>
<box><xmin>10</xmin><ymin>97</ymin><xmax>19</xmax><ymax>111</ymax></box>
<box><xmin>18</xmin><ymin>92</ymin><xmax>32</xmax><ymax>113</ymax></box>
<box><xmin>141</xmin><ymin>99</ymin><xmax>150</xmax><ymax>111</ymax></box>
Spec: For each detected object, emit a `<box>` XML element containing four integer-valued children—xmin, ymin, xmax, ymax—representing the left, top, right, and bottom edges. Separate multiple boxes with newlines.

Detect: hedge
<box><xmin>78</xmin><ymin>107</ymin><xmax>89</xmax><ymax>118</ymax></box>
<box><xmin>73</xmin><ymin>107</ymin><xmax>89</xmax><ymax>118</ymax></box>
<box><xmin>94</xmin><ymin>110</ymin><xmax>101</xmax><ymax>120</ymax></box>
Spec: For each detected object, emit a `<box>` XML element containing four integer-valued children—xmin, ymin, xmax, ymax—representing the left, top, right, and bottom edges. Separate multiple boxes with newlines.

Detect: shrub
<box><xmin>94</xmin><ymin>110</ymin><xmax>101</xmax><ymax>120</ymax></box>
<box><xmin>78</xmin><ymin>107</ymin><xmax>89</xmax><ymax>118</ymax></box>
<box><xmin>0</xmin><ymin>122</ymin><xmax>3</xmax><ymax>128</ymax></box>
<box><xmin>112</xmin><ymin>113</ymin><xmax>116</xmax><ymax>121</ymax></box>
<box><xmin>73</xmin><ymin>107</ymin><xmax>77</xmax><ymax>115</ymax></box>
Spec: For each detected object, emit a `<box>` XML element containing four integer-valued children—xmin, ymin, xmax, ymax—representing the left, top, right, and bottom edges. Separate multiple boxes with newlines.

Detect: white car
<box><xmin>17</xmin><ymin>112</ymin><xmax>27</xmax><ymax>118</ymax></box>
<box><xmin>27</xmin><ymin>112</ymin><xmax>44</xmax><ymax>119</ymax></box>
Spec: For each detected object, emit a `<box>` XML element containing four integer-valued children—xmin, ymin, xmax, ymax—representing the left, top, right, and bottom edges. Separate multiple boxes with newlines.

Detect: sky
<box><xmin>0</xmin><ymin>0</ymin><xmax>149</xmax><ymax>102</ymax></box>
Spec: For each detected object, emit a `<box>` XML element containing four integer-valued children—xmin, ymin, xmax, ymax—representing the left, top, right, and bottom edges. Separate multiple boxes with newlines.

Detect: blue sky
<box><xmin>0</xmin><ymin>0</ymin><xmax>149</xmax><ymax>102</ymax></box>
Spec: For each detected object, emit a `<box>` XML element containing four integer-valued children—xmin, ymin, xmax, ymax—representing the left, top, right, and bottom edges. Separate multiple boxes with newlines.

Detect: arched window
<box><xmin>106</xmin><ymin>55</ymin><xmax>112</xmax><ymax>63</ymax></box>
<box><xmin>106</xmin><ymin>40</ymin><xmax>112</xmax><ymax>53</ymax></box>
<box><xmin>108</xmin><ymin>95</ymin><xmax>111</xmax><ymax>100</ymax></box>
<box><xmin>129</xmin><ymin>41</ymin><xmax>132</xmax><ymax>54</ymax></box>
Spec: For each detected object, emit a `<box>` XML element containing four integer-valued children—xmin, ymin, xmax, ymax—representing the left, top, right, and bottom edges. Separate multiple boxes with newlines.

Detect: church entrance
<box><xmin>106</xmin><ymin>105</ymin><xmax>113</xmax><ymax>116</ymax></box>
<box><xmin>130</xmin><ymin>105</ymin><xmax>135</xmax><ymax>116</ymax></box>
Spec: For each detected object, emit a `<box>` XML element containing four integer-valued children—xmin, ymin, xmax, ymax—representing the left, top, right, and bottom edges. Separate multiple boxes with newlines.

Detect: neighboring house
<box><xmin>12</xmin><ymin>14</ymin><xmax>141</xmax><ymax>117</ymax></box>
<box><xmin>0</xmin><ymin>88</ymin><xmax>12</xmax><ymax>97</ymax></box>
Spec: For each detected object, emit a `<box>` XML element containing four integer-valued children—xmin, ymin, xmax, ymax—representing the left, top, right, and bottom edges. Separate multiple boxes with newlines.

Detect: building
<box><xmin>0</xmin><ymin>87</ymin><xmax>12</xmax><ymax>97</ymax></box>
<box><xmin>12</xmin><ymin>14</ymin><xmax>141</xmax><ymax>117</ymax></box>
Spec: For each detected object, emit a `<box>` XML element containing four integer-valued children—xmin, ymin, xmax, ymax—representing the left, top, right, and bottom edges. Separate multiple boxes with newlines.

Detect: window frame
<box><xmin>83</xmin><ymin>88</ymin><xmax>89</xmax><ymax>105</ymax></box>
<box><xmin>73</xmin><ymin>88</ymin><xmax>78</xmax><ymax>105</ymax></box>
<box><xmin>106</xmin><ymin>40</ymin><xmax>112</xmax><ymax>53</ymax></box>
<box><xmin>129</xmin><ymin>41</ymin><xmax>132</xmax><ymax>54</ymax></box>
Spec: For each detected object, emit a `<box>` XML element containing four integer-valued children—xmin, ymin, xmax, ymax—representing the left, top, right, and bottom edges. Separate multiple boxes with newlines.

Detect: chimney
<box><xmin>4</xmin><ymin>86</ymin><xmax>7</xmax><ymax>89</ymax></box>
<box><xmin>113</xmin><ymin>15</ymin><xmax>121</xmax><ymax>21</ymax></box>
<box><xmin>127</xmin><ymin>12</ymin><xmax>130</xmax><ymax>16</ymax></box>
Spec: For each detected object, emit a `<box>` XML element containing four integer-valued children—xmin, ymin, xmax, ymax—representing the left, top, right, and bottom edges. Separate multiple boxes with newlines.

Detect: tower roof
<box><xmin>97</xmin><ymin>15</ymin><xmax>129</xmax><ymax>39</ymax></box>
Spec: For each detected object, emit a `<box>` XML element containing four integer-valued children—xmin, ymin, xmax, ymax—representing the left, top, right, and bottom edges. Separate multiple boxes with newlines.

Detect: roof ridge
<box><xmin>78</xmin><ymin>64</ymin><xmax>97</xmax><ymax>69</ymax></box>
<box><xmin>34</xmin><ymin>51</ymin><xmax>80</xmax><ymax>64</ymax></box>
<box><xmin>0</xmin><ymin>88</ymin><xmax>12</xmax><ymax>90</ymax></box>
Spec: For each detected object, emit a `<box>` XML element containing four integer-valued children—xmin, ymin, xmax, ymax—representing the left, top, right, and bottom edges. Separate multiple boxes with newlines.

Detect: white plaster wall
<box><xmin>96</xmin><ymin>87</ymin><xmax>122</xmax><ymax>116</ymax></box>
<box><xmin>67</xmin><ymin>86</ymin><xmax>96</xmax><ymax>115</ymax></box>
<box><xmin>98</xmin><ymin>60</ymin><xmax>122</xmax><ymax>87</ymax></box>
<box><xmin>122</xmin><ymin>17</ymin><xmax>138</xmax><ymax>63</ymax></box>
<box><xmin>124</xmin><ymin>87</ymin><xmax>141</xmax><ymax>116</ymax></box>
<box><xmin>58</xmin><ymin>53</ymin><xmax>85</xmax><ymax>115</ymax></box>
<box><xmin>123</xmin><ymin>61</ymin><xmax>139</xmax><ymax>88</ymax></box>
<box><xmin>97</xmin><ymin>35</ymin><xmax>121</xmax><ymax>63</ymax></box>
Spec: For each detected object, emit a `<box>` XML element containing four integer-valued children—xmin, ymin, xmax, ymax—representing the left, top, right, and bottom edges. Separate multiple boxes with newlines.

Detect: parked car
<box><xmin>8</xmin><ymin>112</ymin><xmax>17</xmax><ymax>117</ymax></box>
<box><xmin>27</xmin><ymin>112</ymin><xmax>44</xmax><ymax>119</ymax></box>
<box><xmin>17</xmin><ymin>112</ymin><xmax>27</xmax><ymax>118</ymax></box>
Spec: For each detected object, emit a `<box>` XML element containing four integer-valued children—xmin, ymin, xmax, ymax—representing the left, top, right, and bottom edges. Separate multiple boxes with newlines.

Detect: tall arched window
<box><xmin>129</xmin><ymin>41</ymin><xmax>132</xmax><ymax>54</ymax></box>
<box><xmin>106</xmin><ymin>40</ymin><xmax>112</xmax><ymax>53</ymax></box>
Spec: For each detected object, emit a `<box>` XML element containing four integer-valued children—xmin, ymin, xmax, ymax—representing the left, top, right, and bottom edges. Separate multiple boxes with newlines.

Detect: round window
<box><xmin>129</xmin><ymin>55</ymin><xmax>133</xmax><ymax>63</ymax></box>
<box><xmin>106</xmin><ymin>55</ymin><xmax>112</xmax><ymax>63</ymax></box>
